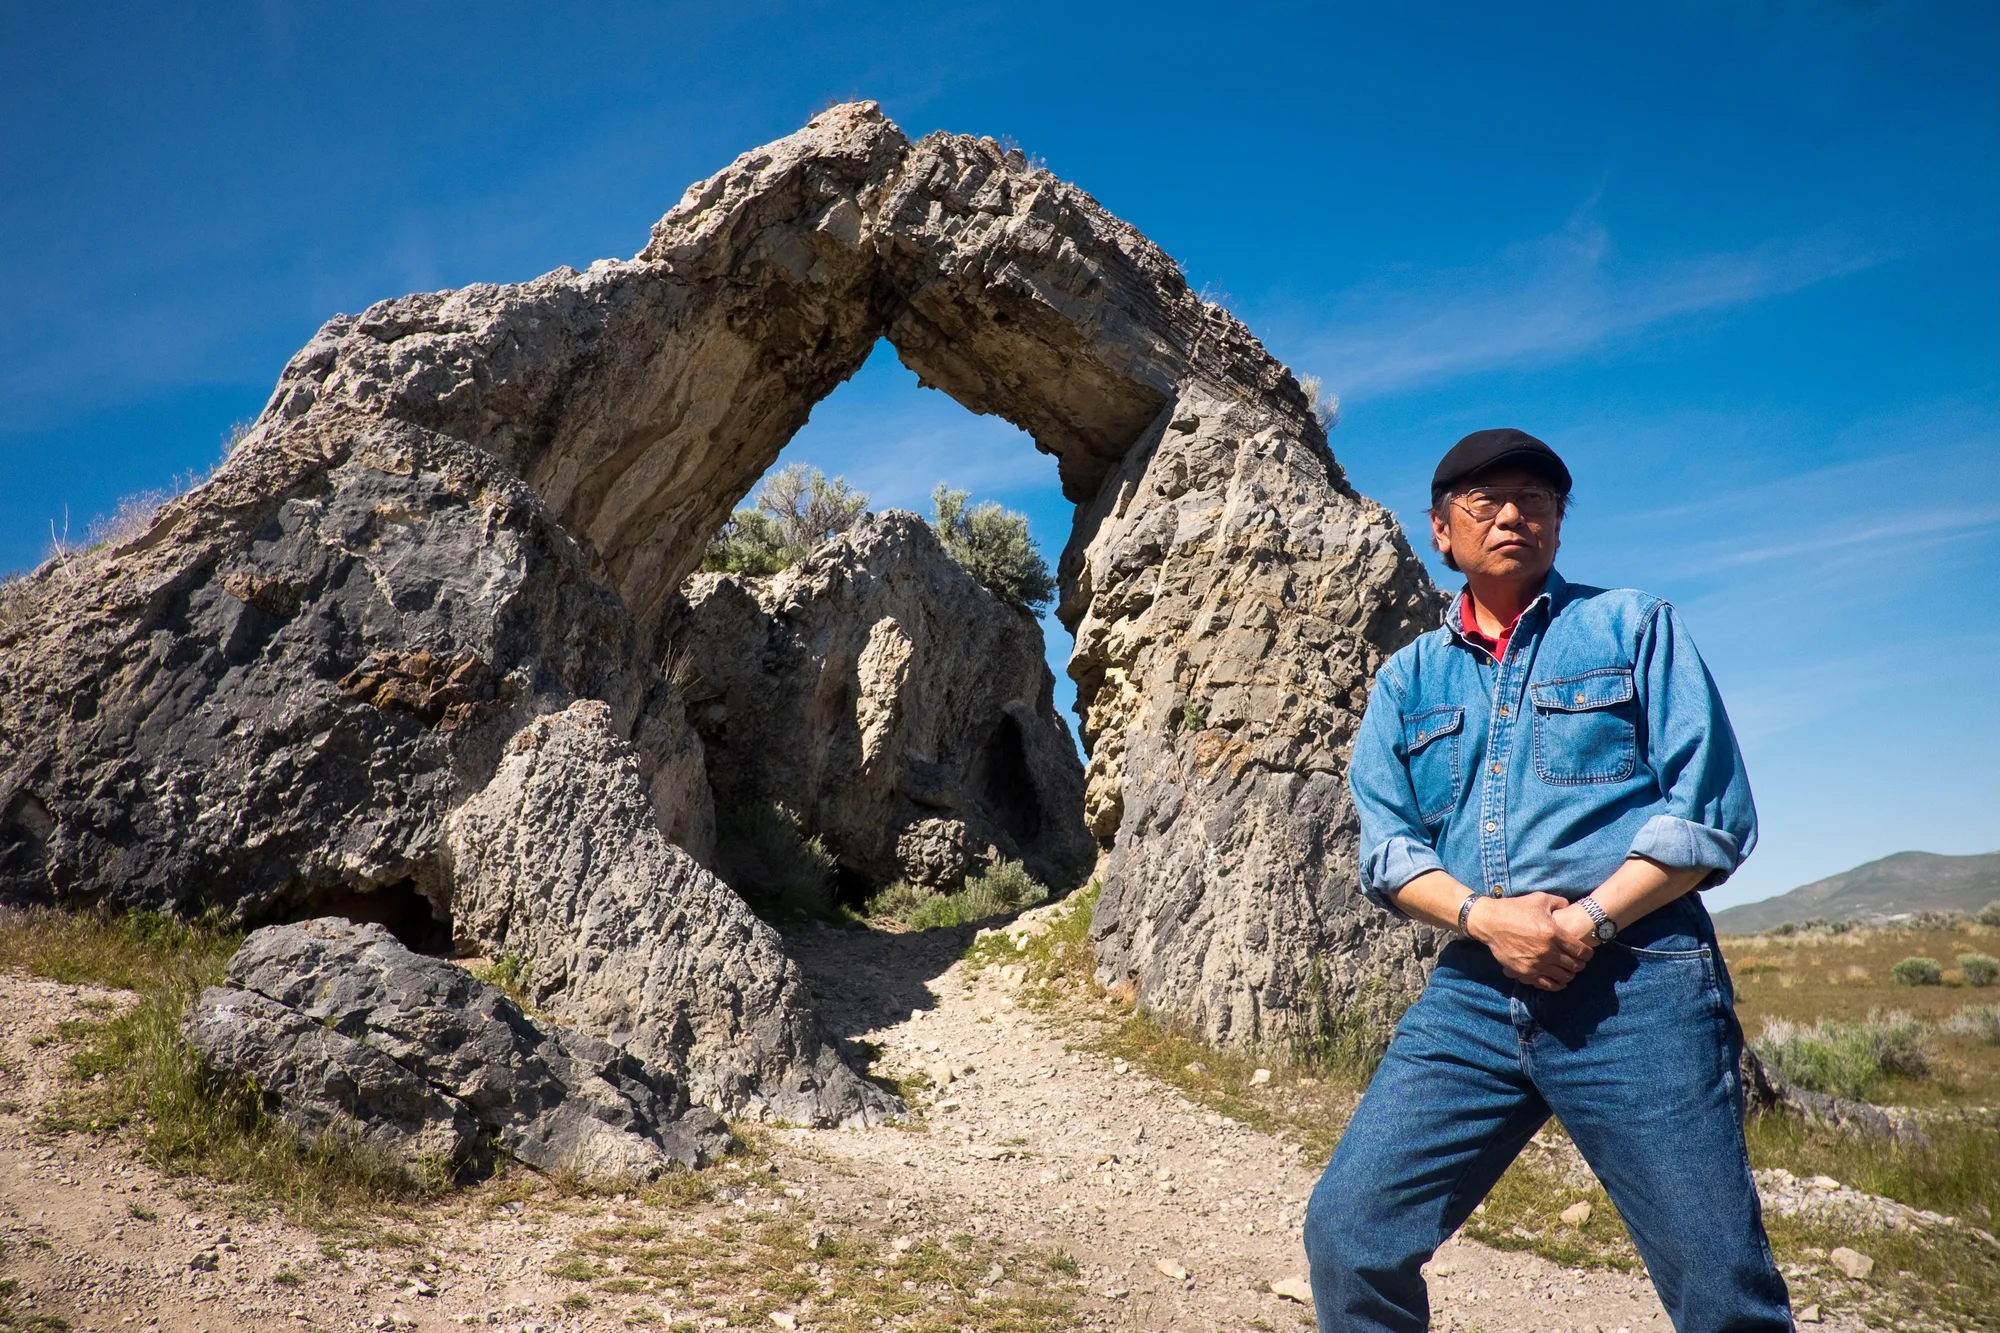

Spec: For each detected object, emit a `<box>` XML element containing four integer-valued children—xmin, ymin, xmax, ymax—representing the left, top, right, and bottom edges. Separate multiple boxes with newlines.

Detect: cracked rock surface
<box><xmin>448</xmin><ymin>702</ymin><xmax>899</xmax><ymax>1127</ymax></box>
<box><xmin>185</xmin><ymin>917</ymin><xmax>733</xmax><ymax>1180</ymax></box>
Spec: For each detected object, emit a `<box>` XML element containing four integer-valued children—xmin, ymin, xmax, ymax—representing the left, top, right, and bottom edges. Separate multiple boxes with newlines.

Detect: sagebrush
<box><xmin>868</xmin><ymin>859</ymin><xmax>1050</xmax><ymax>929</ymax></box>
<box><xmin>702</xmin><ymin>464</ymin><xmax>868</xmax><ymax>576</ymax></box>
<box><xmin>929</xmin><ymin>484</ymin><xmax>1055</xmax><ymax>612</ymax></box>
<box><xmin>1753</xmin><ymin>1010</ymin><xmax>1933</xmax><ymax>1100</ymax></box>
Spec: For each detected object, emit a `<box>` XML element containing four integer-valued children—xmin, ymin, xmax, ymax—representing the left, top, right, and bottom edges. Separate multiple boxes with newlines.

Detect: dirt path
<box><xmin>781</xmin><ymin>917</ymin><xmax>1721</xmax><ymax>1333</ymax></box>
<box><xmin>0</xmin><ymin>916</ymin><xmax>1870</xmax><ymax>1333</ymax></box>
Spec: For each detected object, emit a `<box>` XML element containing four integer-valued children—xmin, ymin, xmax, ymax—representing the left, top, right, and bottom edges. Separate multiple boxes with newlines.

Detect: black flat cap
<box><xmin>1431</xmin><ymin>428</ymin><xmax>1571</xmax><ymax>504</ymax></box>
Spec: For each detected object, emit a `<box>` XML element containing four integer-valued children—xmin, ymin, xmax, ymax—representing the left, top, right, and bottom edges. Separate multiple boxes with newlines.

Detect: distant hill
<box><xmin>1712</xmin><ymin>851</ymin><xmax>2000</xmax><ymax>934</ymax></box>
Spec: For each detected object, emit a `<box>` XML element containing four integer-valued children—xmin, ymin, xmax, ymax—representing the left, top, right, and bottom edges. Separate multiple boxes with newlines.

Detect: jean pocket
<box><xmin>1403</xmin><ymin>705</ymin><xmax>1463</xmax><ymax>826</ymax></box>
<box><xmin>1530</xmin><ymin>668</ymin><xmax>1637</xmax><ymax>785</ymax></box>
<box><xmin>1614</xmin><ymin>940</ymin><xmax>1719</xmax><ymax>999</ymax></box>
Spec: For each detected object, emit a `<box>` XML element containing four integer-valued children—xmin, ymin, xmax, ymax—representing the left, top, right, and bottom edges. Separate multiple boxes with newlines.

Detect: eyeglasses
<box><xmin>1450</xmin><ymin>486</ymin><xmax>1561</xmax><ymax>522</ymax></box>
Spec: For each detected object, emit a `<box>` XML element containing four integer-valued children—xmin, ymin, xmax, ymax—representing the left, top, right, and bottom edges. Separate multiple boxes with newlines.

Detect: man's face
<box><xmin>1430</xmin><ymin>464</ymin><xmax>1563</xmax><ymax>583</ymax></box>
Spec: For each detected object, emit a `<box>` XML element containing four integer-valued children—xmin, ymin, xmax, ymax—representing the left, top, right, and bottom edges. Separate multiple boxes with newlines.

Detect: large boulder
<box><xmin>1</xmin><ymin>99</ymin><xmax>1441</xmax><ymax>1062</ymax></box>
<box><xmin>185</xmin><ymin>918</ymin><xmax>733</xmax><ymax>1181</ymax></box>
<box><xmin>668</xmin><ymin>511</ymin><xmax>1093</xmax><ymax>894</ymax></box>
<box><xmin>0</xmin><ymin>421</ymin><xmax>711</xmax><ymax>922</ymax></box>
<box><xmin>447</xmin><ymin>702</ymin><xmax>898</xmax><ymax>1125</ymax></box>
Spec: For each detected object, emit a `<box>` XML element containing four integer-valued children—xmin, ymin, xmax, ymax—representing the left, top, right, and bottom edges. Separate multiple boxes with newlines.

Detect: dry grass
<box><xmin>547</xmin><ymin>1210</ymin><xmax>1085</xmax><ymax>1333</ymax></box>
<box><xmin>475</xmin><ymin>1134</ymin><xmax>1089</xmax><ymax>1332</ymax></box>
<box><xmin>1721</xmin><ymin>921</ymin><xmax>2000</xmax><ymax>1106</ymax></box>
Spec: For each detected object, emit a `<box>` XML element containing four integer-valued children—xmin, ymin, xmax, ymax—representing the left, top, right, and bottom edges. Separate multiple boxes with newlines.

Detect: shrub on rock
<box><xmin>929</xmin><ymin>485</ymin><xmax>1055</xmax><ymax>612</ymax></box>
<box><xmin>704</xmin><ymin>465</ymin><xmax>869</xmax><ymax>576</ymax></box>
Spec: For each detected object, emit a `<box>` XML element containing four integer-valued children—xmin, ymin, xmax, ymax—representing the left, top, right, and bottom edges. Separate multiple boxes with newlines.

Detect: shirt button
<box><xmin>1485</xmin><ymin>821</ymin><xmax>1496</xmax><ymax>832</ymax></box>
<box><xmin>1491</xmin><ymin>764</ymin><xmax>1502</xmax><ymax>775</ymax></box>
<box><xmin>1574</xmin><ymin>691</ymin><xmax>1586</xmax><ymax>704</ymax></box>
<box><xmin>1489</xmin><ymin>885</ymin><xmax>1504</xmax><ymax>897</ymax></box>
<box><xmin>1497</xmin><ymin>706</ymin><xmax>1510</xmax><ymax>717</ymax></box>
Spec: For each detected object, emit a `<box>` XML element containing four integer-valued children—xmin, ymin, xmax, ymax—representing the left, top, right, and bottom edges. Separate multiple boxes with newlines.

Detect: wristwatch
<box><xmin>1579</xmin><ymin>896</ymin><xmax>1617</xmax><ymax>941</ymax></box>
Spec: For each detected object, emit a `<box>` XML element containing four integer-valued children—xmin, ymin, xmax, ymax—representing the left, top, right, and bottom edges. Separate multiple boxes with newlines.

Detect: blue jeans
<box><xmin>1304</xmin><ymin>896</ymin><xmax>1791</xmax><ymax>1332</ymax></box>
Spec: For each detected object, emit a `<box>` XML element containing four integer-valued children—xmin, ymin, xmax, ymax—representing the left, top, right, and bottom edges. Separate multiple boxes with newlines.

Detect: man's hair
<box><xmin>1429</xmin><ymin>482</ymin><xmax>1571</xmax><ymax>573</ymax></box>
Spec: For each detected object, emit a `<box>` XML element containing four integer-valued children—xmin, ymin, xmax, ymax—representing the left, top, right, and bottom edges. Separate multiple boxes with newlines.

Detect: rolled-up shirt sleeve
<box><xmin>1628</xmin><ymin>602</ymin><xmax>1758</xmax><ymax>885</ymax></box>
<box><xmin>1350</xmin><ymin>666</ymin><xmax>1444</xmax><ymax>915</ymax></box>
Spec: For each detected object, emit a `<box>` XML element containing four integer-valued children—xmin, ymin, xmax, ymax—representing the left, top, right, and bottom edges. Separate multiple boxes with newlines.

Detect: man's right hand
<box><xmin>1466</xmin><ymin>892</ymin><xmax>1594</xmax><ymax>990</ymax></box>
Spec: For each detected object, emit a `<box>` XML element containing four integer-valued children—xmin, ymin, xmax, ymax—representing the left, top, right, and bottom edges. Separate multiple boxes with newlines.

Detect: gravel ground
<box><xmin>0</xmin><ymin>917</ymin><xmax>1889</xmax><ymax>1333</ymax></box>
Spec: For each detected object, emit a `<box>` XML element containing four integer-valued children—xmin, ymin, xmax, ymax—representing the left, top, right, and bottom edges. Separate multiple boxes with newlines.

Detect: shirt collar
<box><xmin>1442</xmin><ymin>568</ymin><xmax>1568</xmax><ymax>647</ymax></box>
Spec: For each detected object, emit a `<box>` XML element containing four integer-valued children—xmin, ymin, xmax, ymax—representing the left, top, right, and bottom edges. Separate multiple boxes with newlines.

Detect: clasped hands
<box><xmin>1463</xmin><ymin>893</ymin><xmax>1600</xmax><ymax>991</ymax></box>
<box><xmin>1390</xmin><ymin>857</ymin><xmax>1703</xmax><ymax>993</ymax></box>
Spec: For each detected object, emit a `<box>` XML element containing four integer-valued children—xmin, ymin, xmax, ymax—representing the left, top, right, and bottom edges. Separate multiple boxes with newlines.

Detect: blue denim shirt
<box><xmin>1349</xmin><ymin>569</ymin><xmax>1756</xmax><ymax>915</ymax></box>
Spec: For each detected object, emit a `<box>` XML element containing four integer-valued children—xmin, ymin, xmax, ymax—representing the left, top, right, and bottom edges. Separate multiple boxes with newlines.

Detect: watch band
<box><xmin>1456</xmin><ymin>892</ymin><xmax>1479</xmax><ymax>936</ymax></box>
<box><xmin>1579</xmin><ymin>895</ymin><xmax>1613</xmax><ymax>938</ymax></box>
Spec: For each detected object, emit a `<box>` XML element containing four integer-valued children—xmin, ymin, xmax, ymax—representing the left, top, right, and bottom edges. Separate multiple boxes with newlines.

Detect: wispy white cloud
<box><xmin>1301</xmin><ymin>204</ymin><xmax>1886</xmax><ymax>399</ymax></box>
<box><xmin>1673</xmin><ymin>505</ymin><xmax>1994</xmax><ymax>577</ymax></box>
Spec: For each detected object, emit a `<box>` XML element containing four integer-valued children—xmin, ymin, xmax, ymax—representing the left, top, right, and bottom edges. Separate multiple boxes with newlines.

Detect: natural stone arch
<box><xmin>1</xmin><ymin>103</ymin><xmax>1442</xmax><ymax>1098</ymax></box>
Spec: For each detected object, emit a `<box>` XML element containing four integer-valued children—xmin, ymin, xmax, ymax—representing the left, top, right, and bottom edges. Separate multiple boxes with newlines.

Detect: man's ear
<box><xmin>1429</xmin><ymin>507</ymin><xmax>1453</xmax><ymax>565</ymax></box>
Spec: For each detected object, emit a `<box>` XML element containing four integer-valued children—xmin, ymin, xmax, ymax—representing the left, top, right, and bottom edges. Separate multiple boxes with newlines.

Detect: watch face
<box><xmin>1595</xmin><ymin>920</ymin><xmax>1617</xmax><ymax>941</ymax></box>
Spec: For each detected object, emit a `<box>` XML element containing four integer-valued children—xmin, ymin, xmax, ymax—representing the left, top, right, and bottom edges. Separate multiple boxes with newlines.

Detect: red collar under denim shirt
<box><xmin>1458</xmin><ymin>592</ymin><xmax>1526</xmax><ymax>663</ymax></box>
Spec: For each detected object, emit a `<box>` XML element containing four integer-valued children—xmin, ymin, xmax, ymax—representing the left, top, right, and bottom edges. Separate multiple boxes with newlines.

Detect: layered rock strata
<box><xmin>1</xmin><ymin>99</ymin><xmax>1441</xmax><ymax>1061</ymax></box>
<box><xmin>668</xmin><ymin>511</ymin><xmax>1093</xmax><ymax>894</ymax></box>
<box><xmin>186</xmin><ymin>918</ymin><xmax>734</xmax><ymax>1180</ymax></box>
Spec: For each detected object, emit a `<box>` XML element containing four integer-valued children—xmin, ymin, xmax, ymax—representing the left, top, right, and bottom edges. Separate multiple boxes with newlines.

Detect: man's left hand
<box><xmin>1550</xmin><ymin>901</ymin><xmax>1599</xmax><ymax>951</ymax></box>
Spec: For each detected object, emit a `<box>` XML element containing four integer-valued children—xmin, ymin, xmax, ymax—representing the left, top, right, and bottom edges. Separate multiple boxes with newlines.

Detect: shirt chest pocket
<box><xmin>1530</xmin><ymin>668</ymin><xmax>1638</xmax><ymax>785</ymax></box>
<box><xmin>1403</xmin><ymin>706</ymin><xmax>1464</xmax><ymax>825</ymax></box>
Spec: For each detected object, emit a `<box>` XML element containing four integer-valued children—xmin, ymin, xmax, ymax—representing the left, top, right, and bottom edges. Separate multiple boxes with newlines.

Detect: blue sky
<box><xmin>3</xmin><ymin>1</ymin><xmax>1994</xmax><ymax>907</ymax></box>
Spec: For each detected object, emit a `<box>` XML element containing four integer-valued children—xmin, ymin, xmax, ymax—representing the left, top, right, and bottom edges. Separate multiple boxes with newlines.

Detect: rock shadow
<box><xmin>780</xmin><ymin>919</ymin><xmax>986</xmax><ymax>1041</ymax></box>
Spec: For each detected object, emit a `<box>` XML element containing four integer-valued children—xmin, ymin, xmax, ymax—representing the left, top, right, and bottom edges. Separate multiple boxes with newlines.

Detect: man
<box><xmin>1303</xmin><ymin>429</ymin><xmax>1791</xmax><ymax>1332</ymax></box>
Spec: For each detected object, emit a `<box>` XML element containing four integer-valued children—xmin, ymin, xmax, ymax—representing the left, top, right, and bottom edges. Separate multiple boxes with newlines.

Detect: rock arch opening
<box><xmin>669</xmin><ymin>336</ymin><xmax>1093</xmax><ymax>913</ymax></box>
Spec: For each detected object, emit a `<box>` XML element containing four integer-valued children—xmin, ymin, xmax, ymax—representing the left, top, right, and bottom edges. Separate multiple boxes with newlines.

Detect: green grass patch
<box><xmin>869</xmin><ymin>860</ymin><xmax>1051</xmax><ymax>931</ymax></box>
<box><xmin>1746</xmin><ymin>1112</ymin><xmax>2000</xmax><ymax>1228</ymax></box>
<box><xmin>0</xmin><ymin>906</ymin><xmax>238</xmax><ymax>992</ymax></box>
<box><xmin>1751</xmin><ymin>1010</ymin><xmax>1934</xmax><ymax>1101</ymax></box>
